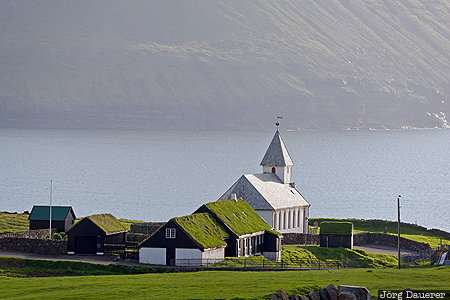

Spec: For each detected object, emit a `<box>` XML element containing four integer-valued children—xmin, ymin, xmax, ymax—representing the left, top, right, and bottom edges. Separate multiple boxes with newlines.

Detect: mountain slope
<box><xmin>0</xmin><ymin>0</ymin><xmax>449</xmax><ymax>130</ymax></box>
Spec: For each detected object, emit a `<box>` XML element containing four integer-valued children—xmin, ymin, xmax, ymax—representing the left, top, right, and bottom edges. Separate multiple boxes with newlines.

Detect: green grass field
<box><xmin>282</xmin><ymin>245</ymin><xmax>398</xmax><ymax>268</ymax></box>
<box><xmin>0</xmin><ymin>212</ymin><xmax>29</xmax><ymax>234</ymax></box>
<box><xmin>0</xmin><ymin>257</ymin><xmax>168</xmax><ymax>277</ymax></box>
<box><xmin>310</xmin><ymin>218</ymin><xmax>450</xmax><ymax>248</ymax></box>
<box><xmin>0</xmin><ymin>266</ymin><xmax>448</xmax><ymax>299</ymax></box>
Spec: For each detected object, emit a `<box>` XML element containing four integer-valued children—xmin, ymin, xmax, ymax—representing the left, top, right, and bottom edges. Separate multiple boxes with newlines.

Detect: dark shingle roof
<box><xmin>260</xmin><ymin>131</ymin><xmax>293</xmax><ymax>166</ymax></box>
<box><xmin>28</xmin><ymin>206</ymin><xmax>74</xmax><ymax>221</ymax></box>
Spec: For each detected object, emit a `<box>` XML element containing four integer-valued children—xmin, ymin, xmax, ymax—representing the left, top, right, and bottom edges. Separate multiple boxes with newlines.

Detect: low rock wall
<box><xmin>130</xmin><ymin>222</ymin><xmax>165</xmax><ymax>235</ymax></box>
<box><xmin>281</xmin><ymin>233</ymin><xmax>319</xmax><ymax>245</ymax></box>
<box><xmin>0</xmin><ymin>237</ymin><xmax>67</xmax><ymax>255</ymax></box>
<box><xmin>0</xmin><ymin>229</ymin><xmax>53</xmax><ymax>239</ymax></box>
<box><xmin>353</xmin><ymin>232</ymin><xmax>430</xmax><ymax>251</ymax></box>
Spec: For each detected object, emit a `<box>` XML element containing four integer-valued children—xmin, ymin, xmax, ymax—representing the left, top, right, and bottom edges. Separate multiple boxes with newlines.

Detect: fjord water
<box><xmin>0</xmin><ymin>128</ymin><xmax>449</xmax><ymax>231</ymax></box>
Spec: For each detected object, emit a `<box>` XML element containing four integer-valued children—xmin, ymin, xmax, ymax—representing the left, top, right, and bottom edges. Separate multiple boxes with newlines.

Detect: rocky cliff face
<box><xmin>0</xmin><ymin>0</ymin><xmax>449</xmax><ymax>130</ymax></box>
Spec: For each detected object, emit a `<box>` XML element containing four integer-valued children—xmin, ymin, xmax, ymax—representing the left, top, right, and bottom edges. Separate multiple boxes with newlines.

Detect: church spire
<box><xmin>260</xmin><ymin>130</ymin><xmax>293</xmax><ymax>167</ymax></box>
<box><xmin>260</xmin><ymin>119</ymin><xmax>294</xmax><ymax>184</ymax></box>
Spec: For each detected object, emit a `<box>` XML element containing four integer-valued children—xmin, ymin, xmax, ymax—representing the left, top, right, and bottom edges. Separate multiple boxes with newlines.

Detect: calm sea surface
<box><xmin>0</xmin><ymin>128</ymin><xmax>449</xmax><ymax>231</ymax></box>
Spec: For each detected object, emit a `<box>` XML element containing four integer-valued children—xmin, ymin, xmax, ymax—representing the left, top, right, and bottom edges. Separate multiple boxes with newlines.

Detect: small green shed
<box><xmin>29</xmin><ymin>205</ymin><xmax>76</xmax><ymax>232</ymax></box>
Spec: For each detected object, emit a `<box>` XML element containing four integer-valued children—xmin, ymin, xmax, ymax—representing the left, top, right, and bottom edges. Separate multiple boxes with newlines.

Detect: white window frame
<box><xmin>165</xmin><ymin>228</ymin><xmax>176</xmax><ymax>239</ymax></box>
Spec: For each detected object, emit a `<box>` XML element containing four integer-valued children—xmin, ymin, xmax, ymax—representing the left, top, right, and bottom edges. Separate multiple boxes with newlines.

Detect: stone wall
<box><xmin>428</xmin><ymin>228</ymin><xmax>450</xmax><ymax>239</ymax></box>
<box><xmin>0</xmin><ymin>229</ymin><xmax>67</xmax><ymax>255</ymax></box>
<box><xmin>354</xmin><ymin>232</ymin><xmax>431</xmax><ymax>252</ymax></box>
<box><xmin>130</xmin><ymin>222</ymin><xmax>165</xmax><ymax>235</ymax></box>
<box><xmin>0</xmin><ymin>238</ymin><xmax>67</xmax><ymax>255</ymax></box>
<box><xmin>0</xmin><ymin>229</ymin><xmax>53</xmax><ymax>239</ymax></box>
<box><xmin>281</xmin><ymin>233</ymin><xmax>319</xmax><ymax>245</ymax></box>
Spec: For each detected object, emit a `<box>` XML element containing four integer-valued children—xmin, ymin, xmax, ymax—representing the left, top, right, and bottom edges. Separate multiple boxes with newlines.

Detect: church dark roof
<box><xmin>260</xmin><ymin>131</ymin><xmax>293</xmax><ymax>166</ymax></box>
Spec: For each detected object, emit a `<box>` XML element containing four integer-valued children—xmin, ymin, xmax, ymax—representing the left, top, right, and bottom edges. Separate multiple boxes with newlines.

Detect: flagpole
<box><xmin>49</xmin><ymin>180</ymin><xmax>52</xmax><ymax>239</ymax></box>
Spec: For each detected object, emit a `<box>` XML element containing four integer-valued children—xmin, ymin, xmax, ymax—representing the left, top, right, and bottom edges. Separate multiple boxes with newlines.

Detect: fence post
<box><xmin>319</xmin><ymin>259</ymin><xmax>321</xmax><ymax>269</ymax></box>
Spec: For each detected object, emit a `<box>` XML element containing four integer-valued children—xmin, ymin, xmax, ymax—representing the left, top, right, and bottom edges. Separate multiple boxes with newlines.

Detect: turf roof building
<box><xmin>66</xmin><ymin>213</ymin><xmax>128</xmax><ymax>255</ymax></box>
<box><xmin>139</xmin><ymin>199</ymin><xmax>281</xmax><ymax>266</ymax></box>
<box><xmin>28</xmin><ymin>205</ymin><xmax>76</xmax><ymax>232</ymax></box>
<box><xmin>218</xmin><ymin>129</ymin><xmax>311</xmax><ymax>234</ymax></box>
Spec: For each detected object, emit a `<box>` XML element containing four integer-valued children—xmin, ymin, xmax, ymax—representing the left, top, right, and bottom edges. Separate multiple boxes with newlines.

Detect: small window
<box><xmin>165</xmin><ymin>228</ymin><xmax>176</xmax><ymax>239</ymax></box>
<box><xmin>271</xmin><ymin>167</ymin><xmax>276</xmax><ymax>173</ymax></box>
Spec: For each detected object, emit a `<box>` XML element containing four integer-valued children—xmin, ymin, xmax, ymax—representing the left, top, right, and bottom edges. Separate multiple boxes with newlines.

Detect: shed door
<box><xmin>166</xmin><ymin>248</ymin><xmax>175</xmax><ymax>266</ymax></box>
<box><xmin>75</xmin><ymin>236</ymin><xmax>97</xmax><ymax>254</ymax></box>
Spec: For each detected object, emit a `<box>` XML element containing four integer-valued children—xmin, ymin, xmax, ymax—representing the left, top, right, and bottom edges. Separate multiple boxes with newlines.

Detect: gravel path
<box><xmin>355</xmin><ymin>244</ymin><xmax>418</xmax><ymax>255</ymax></box>
<box><xmin>0</xmin><ymin>250</ymin><xmax>141</xmax><ymax>266</ymax></box>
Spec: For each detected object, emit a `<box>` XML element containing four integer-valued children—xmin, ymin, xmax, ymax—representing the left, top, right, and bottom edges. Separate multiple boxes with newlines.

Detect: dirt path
<box><xmin>0</xmin><ymin>250</ymin><xmax>141</xmax><ymax>266</ymax></box>
<box><xmin>355</xmin><ymin>244</ymin><xmax>417</xmax><ymax>255</ymax></box>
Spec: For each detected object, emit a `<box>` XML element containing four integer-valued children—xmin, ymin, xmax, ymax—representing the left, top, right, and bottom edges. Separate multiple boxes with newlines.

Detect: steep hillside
<box><xmin>0</xmin><ymin>0</ymin><xmax>449</xmax><ymax>130</ymax></box>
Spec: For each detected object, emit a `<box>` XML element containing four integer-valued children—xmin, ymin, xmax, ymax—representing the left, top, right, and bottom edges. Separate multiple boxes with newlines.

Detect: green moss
<box><xmin>118</xmin><ymin>218</ymin><xmax>146</xmax><ymax>230</ymax></box>
<box><xmin>173</xmin><ymin>213</ymin><xmax>229</xmax><ymax>249</ymax></box>
<box><xmin>206</xmin><ymin>199</ymin><xmax>280</xmax><ymax>236</ymax></box>
<box><xmin>320</xmin><ymin>222</ymin><xmax>353</xmax><ymax>235</ymax></box>
<box><xmin>74</xmin><ymin>214</ymin><xmax>128</xmax><ymax>234</ymax></box>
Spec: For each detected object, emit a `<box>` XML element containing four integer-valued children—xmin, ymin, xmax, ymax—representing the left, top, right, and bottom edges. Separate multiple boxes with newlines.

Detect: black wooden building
<box><xmin>139</xmin><ymin>199</ymin><xmax>282</xmax><ymax>265</ymax></box>
<box><xmin>66</xmin><ymin>213</ymin><xmax>128</xmax><ymax>254</ymax></box>
<box><xmin>28</xmin><ymin>205</ymin><xmax>76</xmax><ymax>232</ymax></box>
<box><xmin>194</xmin><ymin>199</ymin><xmax>281</xmax><ymax>260</ymax></box>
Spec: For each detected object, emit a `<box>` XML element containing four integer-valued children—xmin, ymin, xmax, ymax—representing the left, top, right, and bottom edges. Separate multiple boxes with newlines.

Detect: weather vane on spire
<box><xmin>276</xmin><ymin>116</ymin><xmax>283</xmax><ymax>130</ymax></box>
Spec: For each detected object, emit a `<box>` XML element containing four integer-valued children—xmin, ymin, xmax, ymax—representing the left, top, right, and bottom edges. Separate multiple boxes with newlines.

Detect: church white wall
<box><xmin>262</xmin><ymin>166</ymin><xmax>291</xmax><ymax>184</ymax></box>
<box><xmin>139</xmin><ymin>247</ymin><xmax>166</xmax><ymax>265</ymax></box>
<box><xmin>257</xmin><ymin>210</ymin><xmax>273</xmax><ymax>227</ymax></box>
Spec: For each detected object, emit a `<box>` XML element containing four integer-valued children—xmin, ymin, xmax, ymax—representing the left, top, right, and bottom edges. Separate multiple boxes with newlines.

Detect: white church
<box><xmin>218</xmin><ymin>128</ymin><xmax>311</xmax><ymax>234</ymax></box>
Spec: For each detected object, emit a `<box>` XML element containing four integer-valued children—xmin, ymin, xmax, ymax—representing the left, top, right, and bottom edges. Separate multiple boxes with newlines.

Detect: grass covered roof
<box><xmin>86</xmin><ymin>213</ymin><xmax>128</xmax><ymax>234</ymax></box>
<box><xmin>320</xmin><ymin>221</ymin><xmax>353</xmax><ymax>235</ymax></box>
<box><xmin>173</xmin><ymin>213</ymin><xmax>229</xmax><ymax>250</ymax></box>
<box><xmin>206</xmin><ymin>199</ymin><xmax>280</xmax><ymax>237</ymax></box>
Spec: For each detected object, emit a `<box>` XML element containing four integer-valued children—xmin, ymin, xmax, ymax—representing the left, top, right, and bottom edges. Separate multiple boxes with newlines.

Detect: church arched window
<box><xmin>271</xmin><ymin>167</ymin><xmax>276</xmax><ymax>173</ymax></box>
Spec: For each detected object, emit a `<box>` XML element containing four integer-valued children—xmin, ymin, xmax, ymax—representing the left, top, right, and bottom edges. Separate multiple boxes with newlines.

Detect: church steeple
<box><xmin>260</xmin><ymin>128</ymin><xmax>293</xmax><ymax>184</ymax></box>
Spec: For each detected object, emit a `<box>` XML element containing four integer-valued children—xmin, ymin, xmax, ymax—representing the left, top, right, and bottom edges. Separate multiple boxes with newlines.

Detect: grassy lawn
<box><xmin>282</xmin><ymin>245</ymin><xmax>397</xmax><ymax>268</ymax></box>
<box><xmin>0</xmin><ymin>267</ymin><xmax>448</xmax><ymax>299</ymax></box>
<box><xmin>0</xmin><ymin>212</ymin><xmax>29</xmax><ymax>234</ymax></box>
<box><xmin>213</xmin><ymin>246</ymin><xmax>398</xmax><ymax>269</ymax></box>
<box><xmin>310</xmin><ymin>218</ymin><xmax>450</xmax><ymax>248</ymax></box>
<box><xmin>0</xmin><ymin>257</ymin><xmax>168</xmax><ymax>277</ymax></box>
